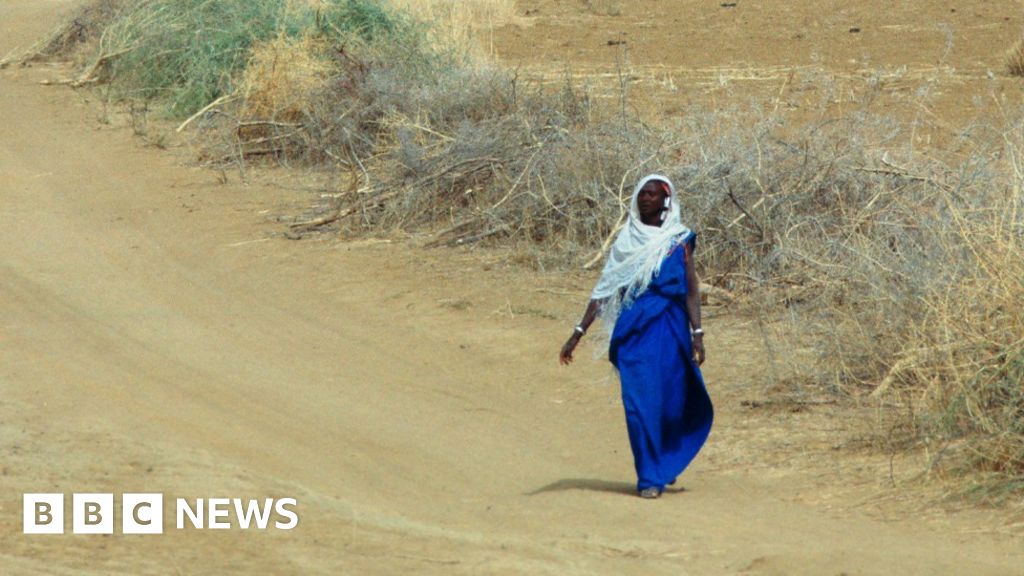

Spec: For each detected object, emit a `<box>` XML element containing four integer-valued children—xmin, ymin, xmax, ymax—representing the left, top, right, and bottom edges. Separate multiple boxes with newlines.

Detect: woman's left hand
<box><xmin>559</xmin><ymin>333</ymin><xmax>582</xmax><ymax>365</ymax></box>
<box><xmin>692</xmin><ymin>334</ymin><xmax>705</xmax><ymax>366</ymax></box>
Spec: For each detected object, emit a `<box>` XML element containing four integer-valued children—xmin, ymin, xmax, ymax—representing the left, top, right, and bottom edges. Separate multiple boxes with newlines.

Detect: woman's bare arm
<box><xmin>684</xmin><ymin>245</ymin><xmax>705</xmax><ymax>365</ymax></box>
<box><xmin>559</xmin><ymin>298</ymin><xmax>604</xmax><ymax>365</ymax></box>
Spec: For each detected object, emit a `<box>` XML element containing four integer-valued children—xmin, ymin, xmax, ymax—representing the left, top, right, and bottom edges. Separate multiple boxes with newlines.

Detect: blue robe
<box><xmin>609</xmin><ymin>233</ymin><xmax>714</xmax><ymax>492</ymax></box>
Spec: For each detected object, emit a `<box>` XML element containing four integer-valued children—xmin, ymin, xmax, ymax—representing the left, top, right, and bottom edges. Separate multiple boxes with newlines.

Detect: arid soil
<box><xmin>494</xmin><ymin>0</ymin><xmax>1024</xmax><ymax>145</ymax></box>
<box><xmin>1</xmin><ymin>1</ymin><xmax>1023</xmax><ymax>574</ymax></box>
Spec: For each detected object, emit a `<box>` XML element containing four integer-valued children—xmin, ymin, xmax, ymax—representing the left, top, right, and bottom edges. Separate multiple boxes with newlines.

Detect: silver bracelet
<box><xmin>574</xmin><ymin>325</ymin><xmax>586</xmax><ymax>335</ymax></box>
<box><xmin>692</xmin><ymin>327</ymin><xmax>704</xmax><ymax>336</ymax></box>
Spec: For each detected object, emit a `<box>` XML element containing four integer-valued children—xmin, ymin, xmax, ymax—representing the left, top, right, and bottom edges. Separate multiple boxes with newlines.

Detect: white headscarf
<box><xmin>590</xmin><ymin>174</ymin><xmax>691</xmax><ymax>337</ymax></box>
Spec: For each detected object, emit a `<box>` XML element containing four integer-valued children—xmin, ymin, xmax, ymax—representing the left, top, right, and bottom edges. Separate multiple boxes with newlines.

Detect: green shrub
<box><xmin>81</xmin><ymin>0</ymin><xmax>422</xmax><ymax>116</ymax></box>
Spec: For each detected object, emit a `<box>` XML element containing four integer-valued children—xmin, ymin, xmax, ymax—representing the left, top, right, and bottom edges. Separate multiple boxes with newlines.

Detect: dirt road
<box><xmin>1</xmin><ymin>2</ymin><xmax>1022</xmax><ymax>574</ymax></box>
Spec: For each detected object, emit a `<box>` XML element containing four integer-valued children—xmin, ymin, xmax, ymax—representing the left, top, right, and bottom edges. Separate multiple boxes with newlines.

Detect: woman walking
<box><xmin>559</xmin><ymin>174</ymin><xmax>713</xmax><ymax>499</ymax></box>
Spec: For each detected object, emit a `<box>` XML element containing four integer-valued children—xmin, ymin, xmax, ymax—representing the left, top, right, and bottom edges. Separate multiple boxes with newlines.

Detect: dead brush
<box><xmin>234</xmin><ymin>34</ymin><xmax>334</xmax><ymax>158</ymax></box>
<box><xmin>794</xmin><ymin>123</ymin><xmax>1024</xmax><ymax>494</ymax></box>
<box><xmin>922</xmin><ymin>198</ymin><xmax>1024</xmax><ymax>486</ymax></box>
<box><xmin>884</xmin><ymin>223</ymin><xmax>1024</xmax><ymax>492</ymax></box>
<box><xmin>321</xmin><ymin>70</ymin><xmax>667</xmax><ymax>258</ymax></box>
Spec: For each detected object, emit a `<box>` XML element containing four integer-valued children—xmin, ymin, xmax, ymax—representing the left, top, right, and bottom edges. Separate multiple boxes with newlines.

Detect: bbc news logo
<box><xmin>23</xmin><ymin>494</ymin><xmax>299</xmax><ymax>534</ymax></box>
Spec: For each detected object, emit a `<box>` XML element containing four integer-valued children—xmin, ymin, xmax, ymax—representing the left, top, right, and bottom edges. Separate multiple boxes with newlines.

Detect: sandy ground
<box><xmin>2</xmin><ymin>1</ymin><xmax>1024</xmax><ymax>574</ymax></box>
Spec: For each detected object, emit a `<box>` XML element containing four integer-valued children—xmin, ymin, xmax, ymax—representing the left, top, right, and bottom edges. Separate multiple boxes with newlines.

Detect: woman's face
<box><xmin>637</xmin><ymin>181</ymin><xmax>669</xmax><ymax>225</ymax></box>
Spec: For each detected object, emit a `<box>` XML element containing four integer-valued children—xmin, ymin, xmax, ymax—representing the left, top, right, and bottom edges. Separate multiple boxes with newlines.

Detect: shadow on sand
<box><xmin>527</xmin><ymin>478</ymin><xmax>688</xmax><ymax>497</ymax></box>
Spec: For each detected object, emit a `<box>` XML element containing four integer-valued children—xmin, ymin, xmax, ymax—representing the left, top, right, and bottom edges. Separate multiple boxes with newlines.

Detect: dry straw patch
<box><xmin>239</xmin><ymin>34</ymin><xmax>333</xmax><ymax>123</ymax></box>
<box><xmin>387</xmin><ymin>0</ymin><xmax>515</xmax><ymax>57</ymax></box>
<box><xmin>1007</xmin><ymin>38</ymin><xmax>1024</xmax><ymax>77</ymax></box>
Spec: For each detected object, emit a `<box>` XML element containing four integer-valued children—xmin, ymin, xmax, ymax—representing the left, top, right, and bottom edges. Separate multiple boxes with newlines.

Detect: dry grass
<box><xmin>239</xmin><ymin>34</ymin><xmax>333</xmax><ymax>123</ymax></box>
<box><xmin>387</xmin><ymin>0</ymin><xmax>515</xmax><ymax>58</ymax></box>
<box><xmin>856</xmin><ymin>160</ymin><xmax>1024</xmax><ymax>491</ymax></box>
<box><xmin>1007</xmin><ymin>38</ymin><xmax>1024</xmax><ymax>77</ymax></box>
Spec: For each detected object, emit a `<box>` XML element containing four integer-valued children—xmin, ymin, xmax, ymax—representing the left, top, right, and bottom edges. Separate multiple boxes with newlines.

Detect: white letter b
<box><xmin>73</xmin><ymin>493</ymin><xmax>113</xmax><ymax>534</ymax></box>
<box><xmin>23</xmin><ymin>494</ymin><xmax>64</xmax><ymax>534</ymax></box>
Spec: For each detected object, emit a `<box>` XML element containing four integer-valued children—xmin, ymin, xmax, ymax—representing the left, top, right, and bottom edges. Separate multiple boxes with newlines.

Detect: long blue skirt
<box><xmin>609</xmin><ymin>235</ymin><xmax>714</xmax><ymax>492</ymax></box>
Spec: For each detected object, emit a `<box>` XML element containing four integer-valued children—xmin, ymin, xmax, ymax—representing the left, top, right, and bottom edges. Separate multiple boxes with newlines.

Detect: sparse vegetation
<box><xmin>38</xmin><ymin>0</ymin><xmax>1024</xmax><ymax>496</ymax></box>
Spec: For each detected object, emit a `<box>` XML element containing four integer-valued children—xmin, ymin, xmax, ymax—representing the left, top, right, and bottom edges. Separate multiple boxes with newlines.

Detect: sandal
<box><xmin>639</xmin><ymin>487</ymin><xmax>662</xmax><ymax>499</ymax></box>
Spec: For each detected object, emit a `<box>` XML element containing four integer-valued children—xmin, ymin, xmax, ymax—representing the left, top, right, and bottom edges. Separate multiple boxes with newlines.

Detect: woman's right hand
<box><xmin>559</xmin><ymin>333</ymin><xmax>581</xmax><ymax>365</ymax></box>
